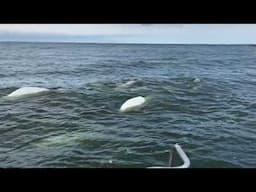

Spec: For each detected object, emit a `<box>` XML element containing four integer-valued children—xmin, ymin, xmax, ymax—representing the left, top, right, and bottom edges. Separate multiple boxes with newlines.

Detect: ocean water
<box><xmin>0</xmin><ymin>42</ymin><xmax>256</xmax><ymax>168</ymax></box>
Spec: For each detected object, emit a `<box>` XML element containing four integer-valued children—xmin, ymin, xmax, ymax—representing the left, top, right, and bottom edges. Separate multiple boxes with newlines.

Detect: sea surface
<box><xmin>0</xmin><ymin>42</ymin><xmax>256</xmax><ymax>168</ymax></box>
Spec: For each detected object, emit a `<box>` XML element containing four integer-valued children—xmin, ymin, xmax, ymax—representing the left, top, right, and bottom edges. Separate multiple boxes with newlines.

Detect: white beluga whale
<box><xmin>35</xmin><ymin>133</ymin><xmax>81</xmax><ymax>148</ymax></box>
<box><xmin>117</xmin><ymin>79</ymin><xmax>144</xmax><ymax>88</ymax></box>
<box><xmin>118</xmin><ymin>80</ymin><xmax>137</xmax><ymax>88</ymax></box>
<box><xmin>193</xmin><ymin>78</ymin><xmax>200</xmax><ymax>83</ymax></box>
<box><xmin>120</xmin><ymin>96</ymin><xmax>146</xmax><ymax>112</ymax></box>
<box><xmin>34</xmin><ymin>131</ymin><xmax>117</xmax><ymax>148</ymax></box>
<box><xmin>6</xmin><ymin>87</ymin><xmax>49</xmax><ymax>98</ymax></box>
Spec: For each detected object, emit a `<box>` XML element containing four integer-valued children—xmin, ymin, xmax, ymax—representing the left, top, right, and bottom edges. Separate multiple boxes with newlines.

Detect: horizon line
<box><xmin>0</xmin><ymin>40</ymin><xmax>256</xmax><ymax>45</ymax></box>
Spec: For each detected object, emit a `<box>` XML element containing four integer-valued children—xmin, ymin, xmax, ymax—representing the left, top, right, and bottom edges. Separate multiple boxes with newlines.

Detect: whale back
<box><xmin>120</xmin><ymin>96</ymin><xmax>146</xmax><ymax>112</ymax></box>
<box><xmin>7</xmin><ymin>87</ymin><xmax>49</xmax><ymax>97</ymax></box>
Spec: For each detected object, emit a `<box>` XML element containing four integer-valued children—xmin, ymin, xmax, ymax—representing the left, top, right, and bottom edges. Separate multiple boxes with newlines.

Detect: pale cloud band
<box><xmin>0</xmin><ymin>24</ymin><xmax>255</xmax><ymax>44</ymax></box>
<box><xmin>0</xmin><ymin>24</ymin><xmax>183</xmax><ymax>35</ymax></box>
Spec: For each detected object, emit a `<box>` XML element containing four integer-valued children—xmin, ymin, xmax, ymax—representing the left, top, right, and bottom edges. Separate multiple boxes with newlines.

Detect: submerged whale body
<box><xmin>120</xmin><ymin>96</ymin><xmax>146</xmax><ymax>112</ymax></box>
<box><xmin>117</xmin><ymin>79</ymin><xmax>143</xmax><ymax>89</ymax></box>
<box><xmin>6</xmin><ymin>87</ymin><xmax>49</xmax><ymax>97</ymax></box>
<box><xmin>119</xmin><ymin>80</ymin><xmax>137</xmax><ymax>88</ymax></box>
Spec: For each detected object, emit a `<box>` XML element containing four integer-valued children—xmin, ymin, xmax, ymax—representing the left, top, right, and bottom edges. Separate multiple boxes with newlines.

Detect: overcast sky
<box><xmin>0</xmin><ymin>24</ymin><xmax>255</xmax><ymax>44</ymax></box>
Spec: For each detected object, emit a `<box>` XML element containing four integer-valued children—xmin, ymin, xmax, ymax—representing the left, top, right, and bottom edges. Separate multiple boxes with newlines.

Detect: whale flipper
<box><xmin>120</xmin><ymin>96</ymin><xmax>146</xmax><ymax>112</ymax></box>
<box><xmin>6</xmin><ymin>87</ymin><xmax>49</xmax><ymax>97</ymax></box>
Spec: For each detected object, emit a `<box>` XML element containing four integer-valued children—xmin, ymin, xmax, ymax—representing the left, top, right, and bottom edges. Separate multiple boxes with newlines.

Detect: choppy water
<box><xmin>0</xmin><ymin>42</ymin><xmax>256</xmax><ymax>168</ymax></box>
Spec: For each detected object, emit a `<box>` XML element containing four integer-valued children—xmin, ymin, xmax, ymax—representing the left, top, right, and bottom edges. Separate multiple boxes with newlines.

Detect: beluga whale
<box><xmin>6</xmin><ymin>87</ymin><xmax>49</xmax><ymax>98</ymax></box>
<box><xmin>193</xmin><ymin>78</ymin><xmax>200</xmax><ymax>83</ymax></box>
<box><xmin>120</xmin><ymin>96</ymin><xmax>146</xmax><ymax>112</ymax></box>
<box><xmin>118</xmin><ymin>80</ymin><xmax>137</xmax><ymax>88</ymax></box>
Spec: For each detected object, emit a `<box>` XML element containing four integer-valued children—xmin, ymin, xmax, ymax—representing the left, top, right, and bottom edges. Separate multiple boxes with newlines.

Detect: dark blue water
<box><xmin>0</xmin><ymin>42</ymin><xmax>256</xmax><ymax>167</ymax></box>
